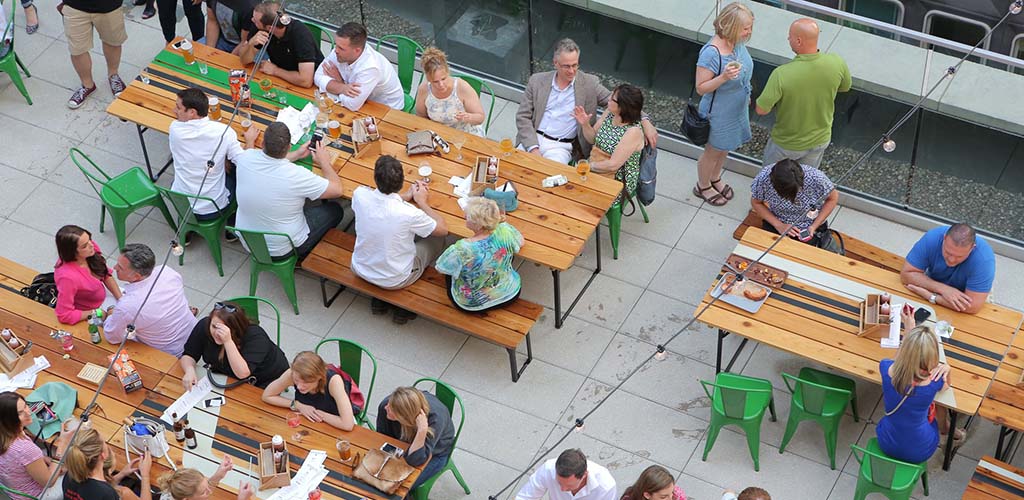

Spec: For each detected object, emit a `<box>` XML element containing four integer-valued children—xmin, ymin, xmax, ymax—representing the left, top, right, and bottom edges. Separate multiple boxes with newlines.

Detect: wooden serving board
<box><xmin>724</xmin><ymin>253</ymin><xmax>788</xmax><ymax>289</ymax></box>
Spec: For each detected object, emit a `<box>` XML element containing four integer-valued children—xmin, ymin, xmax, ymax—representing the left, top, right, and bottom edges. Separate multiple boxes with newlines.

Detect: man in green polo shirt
<box><xmin>756</xmin><ymin>18</ymin><xmax>851</xmax><ymax>168</ymax></box>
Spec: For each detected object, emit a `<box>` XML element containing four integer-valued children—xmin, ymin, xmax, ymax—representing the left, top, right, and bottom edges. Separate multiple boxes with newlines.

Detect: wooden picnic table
<box><xmin>978</xmin><ymin>306</ymin><xmax>1024</xmax><ymax>462</ymax></box>
<box><xmin>697</xmin><ymin>227</ymin><xmax>1023</xmax><ymax>471</ymax></box>
<box><xmin>0</xmin><ymin>256</ymin><xmax>422</xmax><ymax>499</ymax></box>
<box><xmin>964</xmin><ymin>456</ymin><xmax>1024</xmax><ymax>499</ymax></box>
<box><xmin>106</xmin><ymin>39</ymin><xmax>622</xmax><ymax>328</ymax></box>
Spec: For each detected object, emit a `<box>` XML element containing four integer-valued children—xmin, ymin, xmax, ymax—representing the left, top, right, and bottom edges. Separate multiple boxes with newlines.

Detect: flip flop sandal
<box><xmin>25</xmin><ymin>5</ymin><xmax>38</xmax><ymax>34</ymax></box>
<box><xmin>693</xmin><ymin>184</ymin><xmax>728</xmax><ymax>207</ymax></box>
<box><xmin>711</xmin><ymin>177</ymin><xmax>734</xmax><ymax>200</ymax></box>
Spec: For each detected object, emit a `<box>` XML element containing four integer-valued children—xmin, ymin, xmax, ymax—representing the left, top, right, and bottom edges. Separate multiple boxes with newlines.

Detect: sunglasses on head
<box><xmin>213</xmin><ymin>302</ymin><xmax>238</xmax><ymax>313</ymax></box>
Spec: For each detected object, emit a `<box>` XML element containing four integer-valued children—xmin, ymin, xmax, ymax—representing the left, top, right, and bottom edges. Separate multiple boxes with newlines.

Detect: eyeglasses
<box><xmin>557</xmin><ymin>63</ymin><xmax>580</xmax><ymax>70</ymax></box>
<box><xmin>213</xmin><ymin>302</ymin><xmax>238</xmax><ymax>313</ymax></box>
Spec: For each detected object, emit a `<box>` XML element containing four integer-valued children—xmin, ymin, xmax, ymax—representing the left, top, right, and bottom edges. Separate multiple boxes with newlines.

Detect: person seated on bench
<box><xmin>234</xmin><ymin>122</ymin><xmax>345</xmax><ymax>261</ymax></box>
<box><xmin>901</xmin><ymin>223</ymin><xmax>994</xmax><ymax>314</ymax></box>
<box><xmin>350</xmin><ymin>155</ymin><xmax>448</xmax><ymax>324</ymax></box>
<box><xmin>435</xmin><ymin>198</ymin><xmax>523</xmax><ymax>312</ymax></box>
<box><xmin>376</xmin><ymin>387</ymin><xmax>455</xmax><ymax>490</ymax></box>
<box><xmin>179</xmin><ymin>301</ymin><xmax>289</xmax><ymax>390</ymax></box>
<box><xmin>261</xmin><ymin>351</ymin><xmax>358</xmax><ymax>431</ymax></box>
<box><xmin>157</xmin><ymin>457</ymin><xmax>253</xmax><ymax>500</ymax></box>
<box><xmin>53</xmin><ymin>225</ymin><xmax>121</xmax><ymax>325</ymax></box>
<box><xmin>750</xmin><ymin>159</ymin><xmax>838</xmax><ymax>246</ymax></box>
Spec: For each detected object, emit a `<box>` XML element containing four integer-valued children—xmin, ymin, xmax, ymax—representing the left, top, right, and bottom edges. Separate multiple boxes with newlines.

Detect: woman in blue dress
<box><xmin>692</xmin><ymin>2</ymin><xmax>754</xmax><ymax>207</ymax></box>
<box><xmin>876</xmin><ymin>307</ymin><xmax>956</xmax><ymax>463</ymax></box>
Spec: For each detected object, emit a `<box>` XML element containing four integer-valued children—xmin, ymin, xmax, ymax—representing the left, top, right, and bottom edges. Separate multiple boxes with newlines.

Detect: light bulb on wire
<box><xmin>171</xmin><ymin>240</ymin><xmax>184</xmax><ymax>257</ymax></box>
<box><xmin>573</xmin><ymin>418</ymin><xmax>585</xmax><ymax>433</ymax></box>
<box><xmin>654</xmin><ymin>345</ymin><xmax>667</xmax><ymax>361</ymax></box>
<box><xmin>1011</xmin><ymin>0</ymin><xmax>1022</xmax><ymax>15</ymax></box>
<box><xmin>882</xmin><ymin>137</ymin><xmax>896</xmax><ymax>153</ymax></box>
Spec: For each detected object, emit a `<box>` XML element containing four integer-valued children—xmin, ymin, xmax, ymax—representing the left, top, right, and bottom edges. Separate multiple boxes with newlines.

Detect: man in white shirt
<box><xmin>516</xmin><ymin>449</ymin><xmax>617</xmax><ymax>500</ymax></box>
<box><xmin>103</xmin><ymin>244</ymin><xmax>197</xmax><ymax>357</ymax></box>
<box><xmin>351</xmin><ymin>155</ymin><xmax>448</xmax><ymax>324</ymax></box>
<box><xmin>313</xmin><ymin>22</ymin><xmax>405</xmax><ymax>111</ymax></box>
<box><xmin>234</xmin><ymin>122</ymin><xmax>345</xmax><ymax>260</ymax></box>
<box><xmin>169</xmin><ymin>87</ymin><xmax>259</xmax><ymax>244</ymax></box>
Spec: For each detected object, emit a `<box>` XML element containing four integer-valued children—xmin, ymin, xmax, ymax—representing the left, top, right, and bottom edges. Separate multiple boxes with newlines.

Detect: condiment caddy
<box><xmin>858</xmin><ymin>292</ymin><xmax>892</xmax><ymax>339</ymax></box>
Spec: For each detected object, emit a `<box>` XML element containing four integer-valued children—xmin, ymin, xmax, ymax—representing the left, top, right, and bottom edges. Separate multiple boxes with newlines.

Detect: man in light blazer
<box><xmin>516</xmin><ymin>38</ymin><xmax>658</xmax><ymax>164</ymax></box>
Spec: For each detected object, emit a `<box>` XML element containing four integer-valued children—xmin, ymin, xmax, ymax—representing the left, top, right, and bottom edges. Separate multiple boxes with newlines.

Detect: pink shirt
<box><xmin>0</xmin><ymin>436</ymin><xmax>45</xmax><ymax>497</ymax></box>
<box><xmin>54</xmin><ymin>241</ymin><xmax>110</xmax><ymax>324</ymax></box>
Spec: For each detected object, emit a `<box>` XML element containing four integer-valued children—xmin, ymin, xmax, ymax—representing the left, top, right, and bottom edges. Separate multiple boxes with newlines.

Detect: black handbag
<box><xmin>680</xmin><ymin>45</ymin><xmax>722</xmax><ymax>147</ymax></box>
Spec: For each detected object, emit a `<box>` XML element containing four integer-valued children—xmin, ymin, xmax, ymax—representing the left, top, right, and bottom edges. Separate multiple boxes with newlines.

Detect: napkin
<box><xmin>275</xmin><ymin>102</ymin><xmax>318</xmax><ymax>144</ymax></box>
<box><xmin>881</xmin><ymin>303</ymin><xmax>903</xmax><ymax>348</ymax></box>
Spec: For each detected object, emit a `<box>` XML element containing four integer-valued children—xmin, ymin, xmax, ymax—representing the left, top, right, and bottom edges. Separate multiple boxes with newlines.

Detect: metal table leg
<box><xmin>552</xmin><ymin>224</ymin><xmax>603</xmax><ymax>329</ymax></box>
<box><xmin>136</xmin><ymin>124</ymin><xmax>173</xmax><ymax>182</ymax></box>
<box><xmin>942</xmin><ymin>411</ymin><xmax>959</xmax><ymax>471</ymax></box>
<box><xmin>715</xmin><ymin>329</ymin><xmax>748</xmax><ymax>374</ymax></box>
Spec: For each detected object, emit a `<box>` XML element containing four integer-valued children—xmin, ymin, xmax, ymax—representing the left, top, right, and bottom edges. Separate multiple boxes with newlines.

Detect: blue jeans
<box><xmin>195</xmin><ymin>168</ymin><xmax>236</xmax><ymax>223</ymax></box>
<box><xmin>410</xmin><ymin>453</ymin><xmax>449</xmax><ymax>491</ymax></box>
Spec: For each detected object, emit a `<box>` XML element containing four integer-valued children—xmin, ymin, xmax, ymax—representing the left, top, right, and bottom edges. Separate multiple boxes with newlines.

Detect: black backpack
<box><xmin>21</xmin><ymin>273</ymin><xmax>58</xmax><ymax>308</ymax></box>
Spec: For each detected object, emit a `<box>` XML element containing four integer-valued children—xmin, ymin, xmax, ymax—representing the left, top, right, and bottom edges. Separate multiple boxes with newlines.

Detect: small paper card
<box><xmin>880</xmin><ymin>337</ymin><xmax>901</xmax><ymax>348</ymax></box>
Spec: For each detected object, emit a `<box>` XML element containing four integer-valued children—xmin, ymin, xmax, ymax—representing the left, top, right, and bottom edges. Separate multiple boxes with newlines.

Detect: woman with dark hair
<box><xmin>179</xmin><ymin>302</ymin><xmax>289</xmax><ymax>390</ymax></box>
<box><xmin>750</xmin><ymin>159</ymin><xmax>838</xmax><ymax>244</ymax></box>
<box><xmin>621</xmin><ymin>465</ymin><xmax>686</xmax><ymax>500</ymax></box>
<box><xmin>0</xmin><ymin>392</ymin><xmax>71</xmax><ymax>500</ymax></box>
<box><xmin>573</xmin><ymin>83</ymin><xmax>646</xmax><ymax>205</ymax></box>
<box><xmin>262</xmin><ymin>351</ymin><xmax>358</xmax><ymax>431</ymax></box>
<box><xmin>53</xmin><ymin>225</ymin><xmax>121</xmax><ymax>325</ymax></box>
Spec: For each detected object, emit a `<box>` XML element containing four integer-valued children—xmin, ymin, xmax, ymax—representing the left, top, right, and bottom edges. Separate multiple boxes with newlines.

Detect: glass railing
<box><xmin>287</xmin><ymin>0</ymin><xmax>1024</xmax><ymax>246</ymax></box>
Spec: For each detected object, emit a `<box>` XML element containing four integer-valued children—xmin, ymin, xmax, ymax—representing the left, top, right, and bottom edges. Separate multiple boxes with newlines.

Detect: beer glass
<box><xmin>208</xmin><ymin>97</ymin><xmax>221</xmax><ymax>121</ymax></box>
<box><xmin>576</xmin><ymin>159</ymin><xmax>591</xmax><ymax>182</ymax></box>
<box><xmin>499</xmin><ymin>138</ymin><xmax>514</xmax><ymax>157</ymax></box>
<box><xmin>327</xmin><ymin>120</ymin><xmax>341</xmax><ymax>139</ymax></box>
<box><xmin>181</xmin><ymin>39</ymin><xmax>195</xmax><ymax>65</ymax></box>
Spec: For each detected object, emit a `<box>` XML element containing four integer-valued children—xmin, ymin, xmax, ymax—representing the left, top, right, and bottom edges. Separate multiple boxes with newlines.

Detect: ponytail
<box><xmin>65</xmin><ymin>428</ymin><xmax>105</xmax><ymax>482</ymax></box>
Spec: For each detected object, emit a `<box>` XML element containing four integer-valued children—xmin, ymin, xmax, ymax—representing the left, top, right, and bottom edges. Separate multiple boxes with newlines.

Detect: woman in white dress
<box><xmin>414</xmin><ymin>47</ymin><xmax>486</xmax><ymax>137</ymax></box>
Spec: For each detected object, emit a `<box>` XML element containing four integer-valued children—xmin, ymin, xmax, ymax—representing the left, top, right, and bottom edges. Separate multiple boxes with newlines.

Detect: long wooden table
<box><xmin>0</xmin><ymin>256</ymin><xmax>421</xmax><ymax>499</ymax></box>
<box><xmin>697</xmin><ymin>227</ymin><xmax>1024</xmax><ymax>471</ymax></box>
<box><xmin>964</xmin><ymin>456</ymin><xmax>1024</xmax><ymax>499</ymax></box>
<box><xmin>106</xmin><ymin>39</ymin><xmax>622</xmax><ymax>328</ymax></box>
<box><xmin>978</xmin><ymin>306</ymin><xmax>1024</xmax><ymax>461</ymax></box>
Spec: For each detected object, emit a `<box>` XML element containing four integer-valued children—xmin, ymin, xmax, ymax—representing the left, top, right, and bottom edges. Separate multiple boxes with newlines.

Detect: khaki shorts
<box><xmin>63</xmin><ymin>6</ymin><xmax>127</xmax><ymax>56</ymax></box>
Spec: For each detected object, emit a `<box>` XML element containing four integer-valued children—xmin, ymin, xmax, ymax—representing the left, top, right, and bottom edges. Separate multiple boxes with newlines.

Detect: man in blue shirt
<box><xmin>901</xmin><ymin>223</ymin><xmax>995</xmax><ymax>314</ymax></box>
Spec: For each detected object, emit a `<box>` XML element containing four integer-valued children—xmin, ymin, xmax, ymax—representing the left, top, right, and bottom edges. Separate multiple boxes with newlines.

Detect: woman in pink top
<box><xmin>53</xmin><ymin>225</ymin><xmax>120</xmax><ymax>325</ymax></box>
<box><xmin>0</xmin><ymin>392</ymin><xmax>72</xmax><ymax>499</ymax></box>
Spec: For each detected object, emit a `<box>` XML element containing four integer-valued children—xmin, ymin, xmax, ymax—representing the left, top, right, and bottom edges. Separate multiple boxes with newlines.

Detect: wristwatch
<box><xmin>290</xmin><ymin>399</ymin><xmax>297</xmax><ymax>411</ymax></box>
<box><xmin>929</xmin><ymin>293</ymin><xmax>937</xmax><ymax>304</ymax></box>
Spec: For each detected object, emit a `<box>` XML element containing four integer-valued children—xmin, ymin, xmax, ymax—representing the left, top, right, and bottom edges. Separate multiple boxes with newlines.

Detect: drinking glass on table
<box><xmin>139</xmin><ymin>67</ymin><xmax>150</xmax><ymax>85</ymax></box>
<box><xmin>576</xmin><ymin>159</ymin><xmax>591</xmax><ymax>182</ymax></box>
<box><xmin>287</xmin><ymin>411</ymin><xmax>302</xmax><ymax>440</ymax></box>
<box><xmin>335</xmin><ymin>439</ymin><xmax>352</xmax><ymax>461</ymax></box>
<box><xmin>208</xmin><ymin>97</ymin><xmax>222</xmax><ymax>122</ymax></box>
<box><xmin>197</xmin><ymin>60</ymin><xmax>209</xmax><ymax>75</ymax></box>
<box><xmin>452</xmin><ymin>140</ymin><xmax>465</xmax><ymax>161</ymax></box>
<box><xmin>240</xmin><ymin>110</ymin><xmax>253</xmax><ymax>131</ymax></box>
<box><xmin>499</xmin><ymin>138</ymin><xmax>514</xmax><ymax>157</ymax></box>
<box><xmin>180</xmin><ymin>39</ymin><xmax>195</xmax><ymax>65</ymax></box>
<box><xmin>327</xmin><ymin>120</ymin><xmax>341</xmax><ymax>139</ymax></box>
<box><xmin>258</xmin><ymin>78</ymin><xmax>276</xmax><ymax>99</ymax></box>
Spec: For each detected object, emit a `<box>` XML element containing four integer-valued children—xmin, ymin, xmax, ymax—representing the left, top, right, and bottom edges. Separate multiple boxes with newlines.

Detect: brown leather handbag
<box><xmin>352</xmin><ymin>448</ymin><xmax>415</xmax><ymax>494</ymax></box>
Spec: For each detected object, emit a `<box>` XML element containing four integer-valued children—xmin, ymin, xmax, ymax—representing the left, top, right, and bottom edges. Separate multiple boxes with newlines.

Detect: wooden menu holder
<box><xmin>0</xmin><ymin>330</ymin><xmax>32</xmax><ymax>375</ymax></box>
<box><xmin>857</xmin><ymin>294</ymin><xmax>890</xmax><ymax>340</ymax></box>
<box><xmin>257</xmin><ymin>441</ymin><xmax>291</xmax><ymax>491</ymax></box>
<box><xmin>470</xmin><ymin>156</ymin><xmax>499</xmax><ymax>196</ymax></box>
<box><xmin>351</xmin><ymin>117</ymin><xmax>381</xmax><ymax>160</ymax></box>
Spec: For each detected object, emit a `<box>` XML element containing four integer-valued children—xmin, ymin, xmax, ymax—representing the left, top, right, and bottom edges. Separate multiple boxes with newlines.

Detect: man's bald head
<box><xmin>788</xmin><ymin>18</ymin><xmax>820</xmax><ymax>54</ymax></box>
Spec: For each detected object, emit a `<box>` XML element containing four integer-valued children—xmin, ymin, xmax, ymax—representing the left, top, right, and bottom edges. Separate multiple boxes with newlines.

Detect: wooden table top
<box><xmin>107</xmin><ymin>39</ymin><xmax>620</xmax><ymax>272</ymax></box>
<box><xmin>0</xmin><ymin>256</ymin><xmax>420</xmax><ymax>499</ymax></box>
<box><xmin>978</xmin><ymin>311</ymin><xmax>1024</xmax><ymax>431</ymax></box>
<box><xmin>964</xmin><ymin>456</ymin><xmax>1024</xmax><ymax>499</ymax></box>
<box><xmin>697</xmin><ymin>227</ymin><xmax>1024</xmax><ymax>416</ymax></box>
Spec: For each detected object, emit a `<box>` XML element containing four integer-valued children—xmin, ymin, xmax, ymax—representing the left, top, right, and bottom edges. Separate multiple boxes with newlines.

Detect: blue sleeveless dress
<box><xmin>876</xmin><ymin>359</ymin><xmax>942</xmax><ymax>463</ymax></box>
<box><xmin>697</xmin><ymin>42</ymin><xmax>753</xmax><ymax>151</ymax></box>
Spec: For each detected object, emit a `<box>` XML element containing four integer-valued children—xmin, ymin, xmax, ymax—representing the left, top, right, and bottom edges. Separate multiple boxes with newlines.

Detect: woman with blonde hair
<box><xmin>155</xmin><ymin>455</ymin><xmax>251</xmax><ymax>500</ymax></box>
<box><xmin>262</xmin><ymin>351</ymin><xmax>358</xmax><ymax>431</ymax></box>
<box><xmin>435</xmin><ymin>197</ymin><xmax>523</xmax><ymax>311</ymax></box>
<box><xmin>63</xmin><ymin>427</ymin><xmax>151</xmax><ymax>500</ymax></box>
<box><xmin>876</xmin><ymin>306</ymin><xmax>959</xmax><ymax>463</ymax></box>
<box><xmin>376</xmin><ymin>386</ymin><xmax>455</xmax><ymax>489</ymax></box>
<box><xmin>414</xmin><ymin>47</ymin><xmax>486</xmax><ymax>136</ymax></box>
<box><xmin>621</xmin><ymin>465</ymin><xmax>686</xmax><ymax>500</ymax></box>
<box><xmin>691</xmin><ymin>2</ymin><xmax>754</xmax><ymax>207</ymax></box>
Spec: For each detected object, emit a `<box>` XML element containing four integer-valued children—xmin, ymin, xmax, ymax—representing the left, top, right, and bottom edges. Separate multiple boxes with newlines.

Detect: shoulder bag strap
<box><xmin>707</xmin><ymin>45</ymin><xmax>722</xmax><ymax>114</ymax></box>
<box><xmin>884</xmin><ymin>386</ymin><xmax>914</xmax><ymax>417</ymax></box>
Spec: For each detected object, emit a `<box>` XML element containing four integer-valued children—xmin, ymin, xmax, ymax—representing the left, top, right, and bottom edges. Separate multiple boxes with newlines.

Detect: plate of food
<box><xmin>711</xmin><ymin>272</ymin><xmax>772</xmax><ymax>313</ymax></box>
<box><xmin>723</xmin><ymin>254</ymin><xmax>787</xmax><ymax>289</ymax></box>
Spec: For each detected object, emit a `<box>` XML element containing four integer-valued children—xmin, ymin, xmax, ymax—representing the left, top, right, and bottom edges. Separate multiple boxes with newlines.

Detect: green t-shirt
<box><xmin>756</xmin><ymin>52</ymin><xmax>852</xmax><ymax>151</ymax></box>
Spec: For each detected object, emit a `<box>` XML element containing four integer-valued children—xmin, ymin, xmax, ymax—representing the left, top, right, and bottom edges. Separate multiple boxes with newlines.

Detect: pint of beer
<box><xmin>208</xmin><ymin>97</ymin><xmax>221</xmax><ymax>121</ymax></box>
<box><xmin>327</xmin><ymin>120</ymin><xmax>341</xmax><ymax>139</ymax></box>
<box><xmin>181</xmin><ymin>39</ymin><xmax>195</xmax><ymax>65</ymax></box>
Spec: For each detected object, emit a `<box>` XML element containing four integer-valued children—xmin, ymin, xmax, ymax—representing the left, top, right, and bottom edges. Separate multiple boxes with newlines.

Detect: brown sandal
<box><xmin>711</xmin><ymin>177</ymin><xmax>734</xmax><ymax>200</ymax></box>
<box><xmin>693</xmin><ymin>184</ymin><xmax>728</xmax><ymax>207</ymax></box>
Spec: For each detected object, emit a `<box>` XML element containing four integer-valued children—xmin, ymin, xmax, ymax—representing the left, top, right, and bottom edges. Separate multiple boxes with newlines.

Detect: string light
<box><xmin>125</xmin><ymin>324</ymin><xmax>137</xmax><ymax>341</ymax></box>
<box><xmin>206</xmin><ymin>160</ymin><xmax>216</xmax><ymax>173</ymax></box>
<box><xmin>171</xmin><ymin>240</ymin><xmax>184</xmax><ymax>257</ymax></box>
<box><xmin>882</xmin><ymin>137</ymin><xmax>896</xmax><ymax>153</ymax></box>
<box><xmin>573</xmin><ymin>418</ymin><xmax>585</xmax><ymax>433</ymax></box>
<box><xmin>654</xmin><ymin>345</ymin><xmax>667</xmax><ymax>361</ymax></box>
<box><xmin>1011</xmin><ymin>1</ymin><xmax>1022</xmax><ymax>15</ymax></box>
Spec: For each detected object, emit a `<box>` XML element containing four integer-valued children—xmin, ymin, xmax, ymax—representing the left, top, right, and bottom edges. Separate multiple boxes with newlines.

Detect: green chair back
<box><xmin>410</xmin><ymin>377</ymin><xmax>471</xmax><ymax>499</ymax></box>
<box><xmin>700</xmin><ymin>372</ymin><xmax>775</xmax><ymax>471</ymax></box>
<box><xmin>851</xmin><ymin>438</ymin><xmax>928</xmax><ymax>500</ymax></box>
<box><xmin>0</xmin><ymin>0</ymin><xmax>32</xmax><ymax>105</ymax></box>
<box><xmin>376</xmin><ymin>34</ymin><xmax>424</xmax><ymax>112</ymax></box>
<box><xmin>224</xmin><ymin>295</ymin><xmax>282</xmax><ymax>345</ymax></box>
<box><xmin>0</xmin><ymin>484</ymin><xmax>39</xmax><ymax>500</ymax></box>
<box><xmin>226</xmin><ymin>226</ymin><xmax>300</xmax><ymax>314</ymax></box>
<box><xmin>157</xmin><ymin>186</ymin><xmax>235</xmax><ymax>276</ymax></box>
<box><xmin>779</xmin><ymin>369</ymin><xmax>854</xmax><ymax>469</ymax></box>
<box><xmin>71</xmin><ymin>148</ymin><xmax>176</xmax><ymax>250</ymax></box>
<box><xmin>453</xmin><ymin>73</ymin><xmax>495</xmax><ymax>133</ymax></box>
<box><xmin>304</xmin><ymin>21</ymin><xmax>335</xmax><ymax>51</ymax></box>
<box><xmin>316</xmin><ymin>338</ymin><xmax>378</xmax><ymax>428</ymax></box>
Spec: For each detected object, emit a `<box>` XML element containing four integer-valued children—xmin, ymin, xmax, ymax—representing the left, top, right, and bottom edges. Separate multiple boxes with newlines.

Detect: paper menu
<box><xmin>160</xmin><ymin>376</ymin><xmax>213</xmax><ymax>425</ymax></box>
<box><xmin>881</xmin><ymin>304</ymin><xmax>903</xmax><ymax>348</ymax></box>
<box><xmin>265</xmin><ymin>450</ymin><xmax>330</xmax><ymax>500</ymax></box>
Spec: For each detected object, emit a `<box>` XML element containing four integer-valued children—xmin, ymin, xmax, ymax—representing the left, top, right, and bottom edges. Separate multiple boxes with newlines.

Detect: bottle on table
<box><xmin>172</xmin><ymin>413</ymin><xmax>185</xmax><ymax>443</ymax></box>
<box><xmin>271</xmin><ymin>434</ymin><xmax>285</xmax><ymax>470</ymax></box>
<box><xmin>87</xmin><ymin>308</ymin><xmax>104</xmax><ymax>344</ymax></box>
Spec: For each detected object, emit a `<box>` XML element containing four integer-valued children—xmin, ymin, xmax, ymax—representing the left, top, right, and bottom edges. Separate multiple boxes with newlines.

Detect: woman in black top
<box><xmin>63</xmin><ymin>428</ymin><xmax>152</xmax><ymax>500</ymax></box>
<box><xmin>376</xmin><ymin>387</ymin><xmax>455</xmax><ymax>490</ymax></box>
<box><xmin>262</xmin><ymin>351</ymin><xmax>358</xmax><ymax>431</ymax></box>
<box><xmin>178</xmin><ymin>302</ymin><xmax>289</xmax><ymax>390</ymax></box>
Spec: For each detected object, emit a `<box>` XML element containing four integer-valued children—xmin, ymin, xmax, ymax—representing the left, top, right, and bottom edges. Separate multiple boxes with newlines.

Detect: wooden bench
<box><xmin>965</xmin><ymin>456</ymin><xmax>1024</xmax><ymax>499</ymax></box>
<box><xmin>732</xmin><ymin>210</ymin><xmax>906</xmax><ymax>273</ymax></box>
<box><xmin>302</xmin><ymin>229</ymin><xmax>543</xmax><ymax>382</ymax></box>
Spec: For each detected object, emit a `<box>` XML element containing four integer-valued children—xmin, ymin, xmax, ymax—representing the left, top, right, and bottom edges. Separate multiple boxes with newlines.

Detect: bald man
<box><xmin>755</xmin><ymin>18</ymin><xmax>851</xmax><ymax>168</ymax></box>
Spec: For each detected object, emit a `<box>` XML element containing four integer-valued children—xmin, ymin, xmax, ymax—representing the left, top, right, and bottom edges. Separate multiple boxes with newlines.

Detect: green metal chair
<box><xmin>0</xmin><ymin>0</ymin><xmax>31</xmax><ymax>105</ymax></box>
<box><xmin>304</xmin><ymin>21</ymin><xmax>336</xmax><ymax>51</ymax></box>
<box><xmin>851</xmin><ymin>438</ymin><xmax>929</xmax><ymax>500</ymax></box>
<box><xmin>315</xmin><ymin>338</ymin><xmax>378</xmax><ymax>429</ymax></box>
<box><xmin>224</xmin><ymin>295</ymin><xmax>281</xmax><ymax>345</ymax></box>
<box><xmin>375</xmin><ymin>34</ymin><xmax>424</xmax><ymax>113</ymax></box>
<box><xmin>0</xmin><ymin>484</ymin><xmax>39</xmax><ymax>500</ymax></box>
<box><xmin>453</xmin><ymin>73</ymin><xmax>495</xmax><ymax>133</ymax></box>
<box><xmin>700</xmin><ymin>372</ymin><xmax>776</xmax><ymax>471</ymax></box>
<box><xmin>226</xmin><ymin>226</ymin><xmax>300</xmax><ymax>315</ymax></box>
<box><xmin>71</xmin><ymin>148</ymin><xmax>176</xmax><ymax>250</ymax></box>
<box><xmin>157</xmin><ymin>186</ymin><xmax>236</xmax><ymax>277</ymax></box>
<box><xmin>779</xmin><ymin>368</ymin><xmax>857</xmax><ymax>470</ymax></box>
<box><xmin>410</xmin><ymin>377</ymin><xmax>470</xmax><ymax>499</ymax></box>
<box><xmin>606</xmin><ymin>188</ymin><xmax>649</xmax><ymax>260</ymax></box>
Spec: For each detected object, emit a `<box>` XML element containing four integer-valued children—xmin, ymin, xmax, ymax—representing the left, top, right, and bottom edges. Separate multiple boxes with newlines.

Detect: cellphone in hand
<box><xmin>204</xmin><ymin>396</ymin><xmax>226</xmax><ymax>408</ymax></box>
<box><xmin>311</xmin><ymin>131</ymin><xmax>324</xmax><ymax>149</ymax></box>
<box><xmin>914</xmin><ymin>307</ymin><xmax>932</xmax><ymax>324</ymax></box>
<box><xmin>798</xmin><ymin>228</ymin><xmax>812</xmax><ymax>241</ymax></box>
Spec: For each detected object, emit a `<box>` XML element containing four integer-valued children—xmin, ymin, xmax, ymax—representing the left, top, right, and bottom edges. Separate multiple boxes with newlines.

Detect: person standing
<box><xmin>58</xmin><ymin>0</ymin><xmax>128</xmax><ymax>108</ymax></box>
<box><xmin>154</xmin><ymin>0</ymin><xmax>205</xmax><ymax>45</ymax></box>
<box><xmin>692</xmin><ymin>2</ymin><xmax>754</xmax><ymax>207</ymax></box>
<box><xmin>755</xmin><ymin>18</ymin><xmax>852</xmax><ymax>168</ymax></box>
<box><xmin>313</xmin><ymin>22</ymin><xmax>405</xmax><ymax>111</ymax></box>
<box><xmin>201</xmin><ymin>0</ymin><xmax>258</xmax><ymax>54</ymax></box>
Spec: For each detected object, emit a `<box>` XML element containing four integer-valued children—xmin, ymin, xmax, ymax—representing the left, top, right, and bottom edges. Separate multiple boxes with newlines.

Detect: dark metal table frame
<box><xmin>552</xmin><ymin>225</ymin><xmax>602</xmax><ymax>329</ymax></box>
<box><xmin>136</xmin><ymin>124</ymin><xmax>173</xmax><ymax>181</ymax></box>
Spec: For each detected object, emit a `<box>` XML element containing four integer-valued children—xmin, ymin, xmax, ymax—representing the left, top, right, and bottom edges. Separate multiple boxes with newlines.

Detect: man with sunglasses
<box><xmin>102</xmin><ymin>243</ymin><xmax>197</xmax><ymax>357</ymax></box>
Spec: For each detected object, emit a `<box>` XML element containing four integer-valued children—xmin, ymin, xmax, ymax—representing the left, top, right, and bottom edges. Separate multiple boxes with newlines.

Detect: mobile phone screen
<box><xmin>204</xmin><ymin>397</ymin><xmax>225</xmax><ymax>408</ymax></box>
<box><xmin>380</xmin><ymin>443</ymin><xmax>403</xmax><ymax>457</ymax></box>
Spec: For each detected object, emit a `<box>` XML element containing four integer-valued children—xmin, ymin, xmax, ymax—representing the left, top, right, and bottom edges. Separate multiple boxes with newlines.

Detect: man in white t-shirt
<box><xmin>515</xmin><ymin>449</ymin><xmax>617</xmax><ymax>500</ymax></box>
<box><xmin>313</xmin><ymin>22</ymin><xmax>405</xmax><ymax>111</ymax></box>
<box><xmin>351</xmin><ymin>155</ymin><xmax>448</xmax><ymax>324</ymax></box>
<box><xmin>234</xmin><ymin>122</ymin><xmax>345</xmax><ymax>260</ymax></box>
<box><xmin>169</xmin><ymin>87</ymin><xmax>258</xmax><ymax>245</ymax></box>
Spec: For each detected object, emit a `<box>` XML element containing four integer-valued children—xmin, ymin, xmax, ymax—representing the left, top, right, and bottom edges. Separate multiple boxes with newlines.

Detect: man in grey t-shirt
<box><xmin>202</xmin><ymin>0</ymin><xmax>258</xmax><ymax>54</ymax></box>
